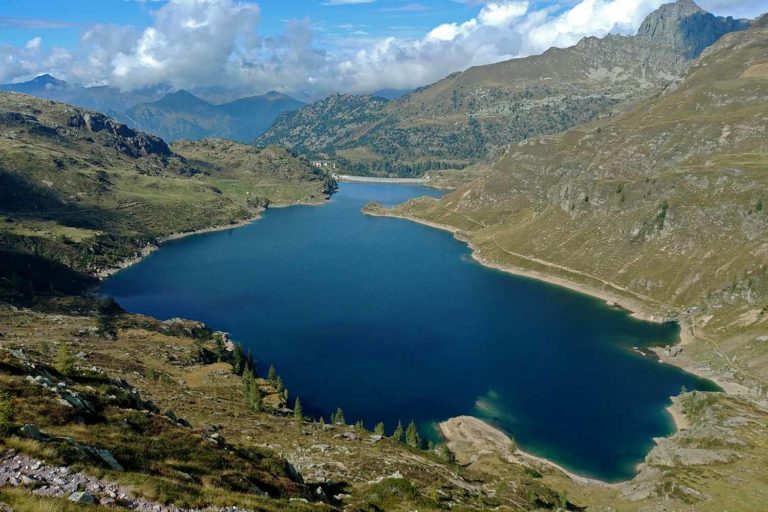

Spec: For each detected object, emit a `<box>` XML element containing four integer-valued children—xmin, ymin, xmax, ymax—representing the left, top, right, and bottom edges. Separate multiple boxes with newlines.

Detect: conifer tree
<box><xmin>275</xmin><ymin>376</ymin><xmax>285</xmax><ymax>393</ymax></box>
<box><xmin>246</xmin><ymin>350</ymin><xmax>257</xmax><ymax>377</ymax></box>
<box><xmin>214</xmin><ymin>335</ymin><xmax>225</xmax><ymax>361</ymax></box>
<box><xmin>232</xmin><ymin>344</ymin><xmax>245</xmax><ymax>375</ymax></box>
<box><xmin>355</xmin><ymin>419</ymin><xmax>364</xmax><ymax>430</ymax></box>
<box><xmin>242</xmin><ymin>366</ymin><xmax>253</xmax><ymax>393</ymax></box>
<box><xmin>267</xmin><ymin>365</ymin><xmax>277</xmax><ymax>382</ymax></box>
<box><xmin>405</xmin><ymin>420</ymin><xmax>421</xmax><ymax>448</ymax></box>
<box><xmin>436</xmin><ymin>443</ymin><xmax>455</xmax><ymax>463</ymax></box>
<box><xmin>332</xmin><ymin>407</ymin><xmax>345</xmax><ymax>425</ymax></box>
<box><xmin>294</xmin><ymin>397</ymin><xmax>303</xmax><ymax>423</ymax></box>
<box><xmin>55</xmin><ymin>344</ymin><xmax>75</xmax><ymax>376</ymax></box>
<box><xmin>249</xmin><ymin>385</ymin><xmax>262</xmax><ymax>412</ymax></box>
<box><xmin>319</xmin><ymin>417</ymin><xmax>325</xmax><ymax>427</ymax></box>
<box><xmin>374</xmin><ymin>422</ymin><xmax>385</xmax><ymax>436</ymax></box>
<box><xmin>392</xmin><ymin>420</ymin><xmax>404</xmax><ymax>442</ymax></box>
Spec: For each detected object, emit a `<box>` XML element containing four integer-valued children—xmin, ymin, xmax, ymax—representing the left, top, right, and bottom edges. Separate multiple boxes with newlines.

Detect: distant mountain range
<box><xmin>0</xmin><ymin>0</ymin><xmax>750</xmax><ymax>165</ymax></box>
<box><xmin>113</xmin><ymin>90</ymin><xmax>304</xmax><ymax>143</ymax></box>
<box><xmin>0</xmin><ymin>76</ymin><xmax>304</xmax><ymax>143</ymax></box>
<box><xmin>0</xmin><ymin>74</ymin><xmax>167</xmax><ymax>113</ymax></box>
<box><xmin>256</xmin><ymin>0</ymin><xmax>749</xmax><ymax>176</ymax></box>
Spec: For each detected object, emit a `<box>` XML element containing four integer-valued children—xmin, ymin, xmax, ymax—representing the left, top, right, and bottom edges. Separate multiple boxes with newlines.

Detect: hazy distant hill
<box><xmin>0</xmin><ymin>74</ymin><xmax>166</xmax><ymax>112</ymax></box>
<box><xmin>257</xmin><ymin>0</ymin><xmax>748</xmax><ymax>176</ymax></box>
<box><xmin>118</xmin><ymin>90</ymin><xmax>304</xmax><ymax>143</ymax></box>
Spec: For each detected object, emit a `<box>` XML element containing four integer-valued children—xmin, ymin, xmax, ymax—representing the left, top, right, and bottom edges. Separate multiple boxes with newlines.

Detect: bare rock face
<box><xmin>636</xmin><ymin>0</ymin><xmax>748</xmax><ymax>59</ymax></box>
<box><xmin>67</xmin><ymin>110</ymin><xmax>172</xmax><ymax>158</ymax></box>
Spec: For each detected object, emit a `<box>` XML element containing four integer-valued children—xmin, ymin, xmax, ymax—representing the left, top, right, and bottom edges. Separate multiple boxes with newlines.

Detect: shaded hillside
<box><xmin>0</xmin><ymin>92</ymin><xmax>333</xmax><ymax>299</ymax></box>
<box><xmin>119</xmin><ymin>90</ymin><xmax>304</xmax><ymax>143</ymax></box>
<box><xmin>257</xmin><ymin>0</ymin><xmax>747</xmax><ymax>176</ymax></box>
<box><xmin>381</xmin><ymin>19</ymin><xmax>768</xmax><ymax>393</ymax></box>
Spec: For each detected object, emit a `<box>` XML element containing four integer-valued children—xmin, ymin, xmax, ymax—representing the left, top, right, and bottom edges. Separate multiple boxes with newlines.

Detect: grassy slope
<box><xmin>171</xmin><ymin>139</ymin><xmax>337</xmax><ymax>206</ymax></box>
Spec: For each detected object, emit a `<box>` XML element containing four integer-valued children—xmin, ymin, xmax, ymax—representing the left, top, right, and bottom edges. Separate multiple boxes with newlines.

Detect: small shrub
<box><xmin>0</xmin><ymin>389</ymin><xmax>14</xmax><ymax>435</ymax></box>
<box><xmin>55</xmin><ymin>344</ymin><xmax>75</xmax><ymax>376</ymax></box>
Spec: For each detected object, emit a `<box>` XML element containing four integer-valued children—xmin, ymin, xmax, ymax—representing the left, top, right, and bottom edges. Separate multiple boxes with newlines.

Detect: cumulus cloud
<box><xmin>0</xmin><ymin>0</ymin><xmax>760</xmax><ymax>96</ymax></box>
<box><xmin>107</xmin><ymin>0</ymin><xmax>261</xmax><ymax>90</ymax></box>
<box><xmin>332</xmin><ymin>0</ymin><xmax>668</xmax><ymax>92</ymax></box>
<box><xmin>25</xmin><ymin>37</ymin><xmax>42</xmax><ymax>50</ymax></box>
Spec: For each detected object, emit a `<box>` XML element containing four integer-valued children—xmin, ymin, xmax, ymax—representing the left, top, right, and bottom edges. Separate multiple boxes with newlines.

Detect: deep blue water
<box><xmin>101</xmin><ymin>183</ymin><xmax>718</xmax><ymax>482</ymax></box>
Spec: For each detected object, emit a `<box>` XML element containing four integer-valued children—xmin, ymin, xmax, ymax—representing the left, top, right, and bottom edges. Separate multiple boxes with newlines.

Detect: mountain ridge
<box><xmin>256</xmin><ymin>0</ymin><xmax>749</xmax><ymax>176</ymax></box>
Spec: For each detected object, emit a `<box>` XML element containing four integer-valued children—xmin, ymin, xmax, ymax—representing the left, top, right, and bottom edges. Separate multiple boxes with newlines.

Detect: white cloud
<box><xmin>478</xmin><ymin>1</ymin><xmax>528</xmax><ymax>27</ymax></box>
<box><xmin>332</xmin><ymin>0</ymin><xmax>669</xmax><ymax>93</ymax></box>
<box><xmin>107</xmin><ymin>0</ymin><xmax>261</xmax><ymax>90</ymax></box>
<box><xmin>25</xmin><ymin>37</ymin><xmax>42</xmax><ymax>50</ymax></box>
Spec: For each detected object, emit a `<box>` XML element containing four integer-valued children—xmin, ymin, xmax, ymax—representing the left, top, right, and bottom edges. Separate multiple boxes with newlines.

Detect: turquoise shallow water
<box><xmin>101</xmin><ymin>183</ymin><xmax>718</xmax><ymax>482</ymax></box>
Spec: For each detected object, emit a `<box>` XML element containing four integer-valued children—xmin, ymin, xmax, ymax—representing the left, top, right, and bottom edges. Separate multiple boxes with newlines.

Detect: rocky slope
<box><xmin>256</xmin><ymin>0</ymin><xmax>748</xmax><ymax>176</ymax></box>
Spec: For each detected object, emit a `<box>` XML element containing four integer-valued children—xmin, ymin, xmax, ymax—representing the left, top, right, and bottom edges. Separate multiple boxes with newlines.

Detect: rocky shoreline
<box><xmin>96</xmin><ymin>213</ymin><xmax>265</xmax><ymax>279</ymax></box>
<box><xmin>363</xmin><ymin>204</ymin><xmax>762</xmax><ymax>486</ymax></box>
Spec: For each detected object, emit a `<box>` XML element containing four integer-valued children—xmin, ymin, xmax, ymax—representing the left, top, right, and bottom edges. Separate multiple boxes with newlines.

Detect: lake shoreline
<box><xmin>439</xmin><ymin>401</ymin><xmax>693</xmax><ymax>489</ymax></box>
<box><xmin>363</xmin><ymin>206</ymin><xmax>745</xmax><ymax>484</ymax></box>
<box><xmin>362</xmin><ymin>208</ymin><xmax>724</xmax><ymax>386</ymax></box>
<box><xmin>439</xmin><ymin>415</ymin><xmax>620</xmax><ymax>487</ymax></box>
<box><xmin>97</xmin><ymin>198</ymin><xmax>330</xmax><ymax>279</ymax></box>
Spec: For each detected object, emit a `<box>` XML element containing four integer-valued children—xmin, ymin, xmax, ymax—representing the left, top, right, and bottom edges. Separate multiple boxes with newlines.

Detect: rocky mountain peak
<box><xmin>153</xmin><ymin>89</ymin><xmax>211</xmax><ymax>111</ymax></box>
<box><xmin>636</xmin><ymin>0</ymin><xmax>748</xmax><ymax>58</ymax></box>
<box><xmin>30</xmin><ymin>74</ymin><xmax>68</xmax><ymax>88</ymax></box>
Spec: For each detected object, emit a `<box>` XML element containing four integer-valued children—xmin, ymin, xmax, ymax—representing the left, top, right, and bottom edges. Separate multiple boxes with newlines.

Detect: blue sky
<box><xmin>0</xmin><ymin>0</ymin><xmax>763</xmax><ymax>95</ymax></box>
<box><xmin>0</xmin><ymin>0</ymin><xmax>481</xmax><ymax>50</ymax></box>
